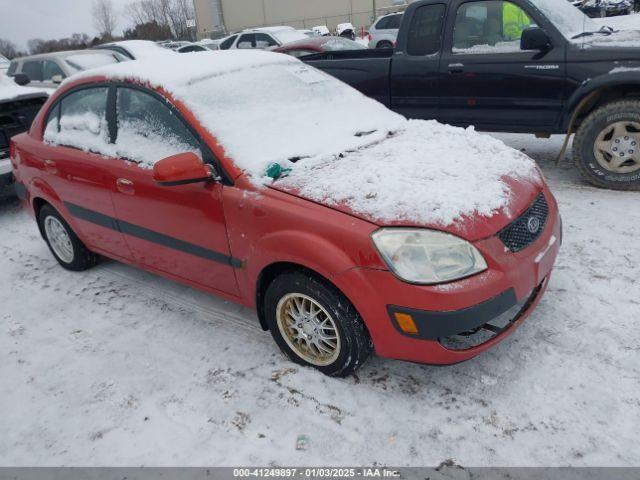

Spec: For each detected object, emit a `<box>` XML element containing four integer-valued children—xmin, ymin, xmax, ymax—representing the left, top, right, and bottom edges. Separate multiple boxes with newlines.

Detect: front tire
<box><xmin>574</xmin><ymin>100</ymin><xmax>640</xmax><ymax>191</ymax></box>
<box><xmin>38</xmin><ymin>204</ymin><xmax>99</xmax><ymax>271</ymax></box>
<box><xmin>264</xmin><ymin>271</ymin><xmax>373</xmax><ymax>377</ymax></box>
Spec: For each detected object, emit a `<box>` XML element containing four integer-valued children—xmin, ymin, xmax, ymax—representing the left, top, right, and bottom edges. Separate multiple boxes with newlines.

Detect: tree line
<box><xmin>0</xmin><ymin>0</ymin><xmax>195</xmax><ymax>60</ymax></box>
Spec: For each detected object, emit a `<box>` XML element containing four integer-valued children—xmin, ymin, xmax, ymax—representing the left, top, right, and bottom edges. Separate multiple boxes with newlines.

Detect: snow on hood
<box><xmin>580</xmin><ymin>29</ymin><xmax>640</xmax><ymax>48</ymax></box>
<box><xmin>0</xmin><ymin>73</ymin><xmax>49</xmax><ymax>102</ymax></box>
<box><xmin>275</xmin><ymin>120</ymin><xmax>540</xmax><ymax>229</ymax></box>
<box><xmin>70</xmin><ymin>51</ymin><xmax>540</xmax><ymax>229</ymax></box>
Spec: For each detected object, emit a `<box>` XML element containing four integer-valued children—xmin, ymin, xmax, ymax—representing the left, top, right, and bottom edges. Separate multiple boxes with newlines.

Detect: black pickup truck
<box><xmin>304</xmin><ymin>0</ymin><xmax>640</xmax><ymax>190</ymax></box>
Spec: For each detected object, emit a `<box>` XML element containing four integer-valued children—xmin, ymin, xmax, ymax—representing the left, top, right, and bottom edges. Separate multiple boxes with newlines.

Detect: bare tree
<box><xmin>125</xmin><ymin>0</ymin><xmax>195</xmax><ymax>41</ymax></box>
<box><xmin>0</xmin><ymin>38</ymin><xmax>20</xmax><ymax>59</ymax></box>
<box><xmin>92</xmin><ymin>0</ymin><xmax>117</xmax><ymax>39</ymax></box>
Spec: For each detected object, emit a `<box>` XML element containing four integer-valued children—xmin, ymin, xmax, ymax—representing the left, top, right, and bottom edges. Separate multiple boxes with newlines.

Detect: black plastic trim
<box><xmin>387</xmin><ymin>288</ymin><xmax>518</xmax><ymax>340</ymax></box>
<box><xmin>64</xmin><ymin>202</ymin><xmax>242</xmax><ymax>268</ymax></box>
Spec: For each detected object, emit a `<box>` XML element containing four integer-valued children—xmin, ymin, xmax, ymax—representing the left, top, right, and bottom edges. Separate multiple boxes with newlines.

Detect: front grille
<box><xmin>499</xmin><ymin>193</ymin><xmax>548</xmax><ymax>253</ymax></box>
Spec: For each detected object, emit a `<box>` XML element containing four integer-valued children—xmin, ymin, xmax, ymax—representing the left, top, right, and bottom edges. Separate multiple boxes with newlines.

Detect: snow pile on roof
<box><xmin>102</xmin><ymin>40</ymin><xmax>175</xmax><ymax>59</ymax></box>
<box><xmin>278</xmin><ymin>120</ymin><xmax>540</xmax><ymax>226</ymax></box>
<box><xmin>0</xmin><ymin>73</ymin><xmax>49</xmax><ymax>102</ymax></box>
<box><xmin>71</xmin><ymin>50</ymin><xmax>406</xmax><ymax>174</ymax></box>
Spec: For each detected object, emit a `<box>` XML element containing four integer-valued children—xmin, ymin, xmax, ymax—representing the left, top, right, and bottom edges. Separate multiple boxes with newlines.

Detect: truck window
<box><xmin>406</xmin><ymin>4</ymin><xmax>446</xmax><ymax>56</ymax></box>
<box><xmin>453</xmin><ymin>0</ymin><xmax>535</xmax><ymax>54</ymax></box>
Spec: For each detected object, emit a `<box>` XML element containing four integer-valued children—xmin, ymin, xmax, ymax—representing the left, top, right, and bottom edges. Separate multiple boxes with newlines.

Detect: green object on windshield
<box><xmin>265</xmin><ymin>162</ymin><xmax>292</xmax><ymax>180</ymax></box>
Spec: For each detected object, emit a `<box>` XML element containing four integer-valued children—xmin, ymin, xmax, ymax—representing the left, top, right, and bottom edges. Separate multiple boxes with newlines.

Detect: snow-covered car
<box><xmin>217</xmin><ymin>27</ymin><xmax>308</xmax><ymax>50</ymax></box>
<box><xmin>335</xmin><ymin>22</ymin><xmax>357</xmax><ymax>40</ymax></box>
<box><xmin>273</xmin><ymin>36</ymin><xmax>368</xmax><ymax>58</ymax></box>
<box><xmin>0</xmin><ymin>74</ymin><xmax>48</xmax><ymax>190</ymax></box>
<box><xmin>158</xmin><ymin>40</ymin><xmax>193</xmax><ymax>51</ymax></box>
<box><xmin>368</xmin><ymin>12</ymin><xmax>403</xmax><ymax>49</ymax></box>
<box><xmin>176</xmin><ymin>44</ymin><xmax>209</xmax><ymax>53</ymax></box>
<box><xmin>94</xmin><ymin>40</ymin><xmax>176</xmax><ymax>60</ymax></box>
<box><xmin>7</xmin><ymin>50</ymin><xmax>128</xmax><ymax>89</ymax></box>
<box><xmin>10</xmin><ymin>51</ymin><xmax>561</xmax><ymax>376</ymax></box>
<box><xmin>312</xmin><ymin>25</ymin><xmax>331</xmax><ymax>36</ymax></box>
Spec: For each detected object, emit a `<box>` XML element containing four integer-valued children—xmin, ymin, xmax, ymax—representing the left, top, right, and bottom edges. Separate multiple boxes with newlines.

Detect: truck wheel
<box><xmin>264</xmin><ymin>271</ymin><xmax>373</xmax><ymax>377</ymax></box>
<box><xmin>377</xmin><ymin>40</ymin><xmax>393</xmax><ymax>49</ymax></box>
<box><xmin>574</xmin><ymin>100</ymin><xmax>640</xmax><ymax>190</ymax></box>
<box><xmin>38</xmin><ymin>204</ymin><xmax>99</xmax><ymax>271</ymax></box>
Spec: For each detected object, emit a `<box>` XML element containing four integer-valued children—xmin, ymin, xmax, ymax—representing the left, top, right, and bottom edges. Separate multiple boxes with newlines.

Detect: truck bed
<box><xmin>303</xmin><ymin>49</ymin><xmax>394</xmax><ymax>107</ymax></box>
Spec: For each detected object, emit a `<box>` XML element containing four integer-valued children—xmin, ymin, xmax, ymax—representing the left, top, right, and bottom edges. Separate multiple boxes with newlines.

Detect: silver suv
<box><xmin>368</xmin><ymin>12</ymin><xmax>403</xmax><ymax>49</ymax></box>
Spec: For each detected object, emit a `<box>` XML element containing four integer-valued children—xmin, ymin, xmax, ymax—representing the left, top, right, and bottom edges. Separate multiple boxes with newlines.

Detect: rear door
<box><xmin>390</xmin><ymin>3</ymin><xmax>446</xmax><ymax>120</ymax></box>
<box><xmin>437</xmin><ymin>0</ymin><xmax>566</xmax><ymax>131</ymax></box>
<box><xmin>108</xmin><ymin>86</ymin><xmax>239</xmax><ymax>296</ymax></box>
<box><xmin>39</xmin><ymin>85</ymin><xmax>131</xmax><ymax>259</ymax></box>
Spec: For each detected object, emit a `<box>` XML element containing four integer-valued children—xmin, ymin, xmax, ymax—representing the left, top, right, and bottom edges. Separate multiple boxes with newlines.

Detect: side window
<box><xmin>255</xmin><ymin>33</ymin><xmax>278</xmax><ymax>48</ymax></box>
<box><xmin>44</xmin><ymin>87</ymin><xmax>110</xmax><ymax>155</ymax></box>
<box><xmin>22</xmin><ymin>61</ymin><xmax>44</xmax><ymax>82</ymax></box>
<box><xmin>237</xmin><ymin>34</ymin><xmax>255</xmax><ymax>49</ymax></box>
<box><xmin>219</xmin><ymin>35</ymin><xmax>237</xmax><ymax>50</ymax></box>
<box><xmin>376</xmin><ymin>16</ymin><xmax>391</xmax><ymax>30</ymax></box>
<box><xmin>406</xmin><ymin>5</ymin><xmax>446</xmax><ymax>56</ymax></box>
<box><xmin>388</xmin><ymin>14</ymin><xmax>402</xmax><ymax>29</ymax></box>
<box><xmin>452</xmin><ymin>1</ymin><xmax>536</xmax><ymax>53</ymax></box>
<box><xmin>7</xmin><ymin>61</ymin><xmax>17</xmax><ymax>76</ymax></box>
<box><xmin>42</xmin><ymin>60</ymin><xmax>65</xmax><ymax>81</ymax></box>
<box><xmin>116</xmin><ymin>88</ymin><xmax>200</xmax><ymax>167</ymax></box>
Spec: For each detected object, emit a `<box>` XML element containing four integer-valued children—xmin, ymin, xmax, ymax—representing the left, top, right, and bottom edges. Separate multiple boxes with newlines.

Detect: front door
<box><xmin>108</xmin><ymin>86</ymin><xmax>239</xmax><ymax>296</ymax></box>
<box><xmin>39</xmin><ymin>85</ymin><xmax>131</xmax><ymax>259</ymax></box>
<box><xmin>438</xmin><ymin>0</ymin><xmax>566</xmax><ymax>131</ymax></box>
<box><xmin>390</xmin><ymin>3</ymin><xmax>447</xmax><ymax>120</ymax></box>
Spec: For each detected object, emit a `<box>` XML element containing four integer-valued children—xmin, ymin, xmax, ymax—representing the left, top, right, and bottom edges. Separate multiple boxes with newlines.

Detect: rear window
<box><xmin>406</xmin><ymin>4</ymin><xmax>446</xmax><ymax>56</ymax></box>
<box><xmin>65</xmin><ymin>53</ymin><xmax>121</xmax><ymax>72</ymax></box>
<box><xmin>377</xmin><ymin>14</ymin><xmax>402</xmax><ymax>30</ymax></box>
<box><xmin>22</xmin><ymin>61</ymin><xmax>44</xmax><ymax>82</ymax></box>
<box><xmin>219</xmin><ymin>35</ymin><xmax>238</xmax><ymax>50</ymax></box>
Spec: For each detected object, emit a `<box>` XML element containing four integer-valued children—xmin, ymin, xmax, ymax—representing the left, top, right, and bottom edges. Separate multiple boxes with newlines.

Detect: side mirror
<box><xmin>153</xmin><ymin>152</ymin><xmax>214</xmax><ymax>186</ymax></box>
<box><xmin>13</xmin><ymin>73</ymin><xmax>31</xmax><ymax>86</ymax></box>
<box><xmin>521</xmin><ymin>27</ymin><xmax>552</xmax><ymax>52</ymax></box>
<box><xmin>51</xmin><ymin>74</ymin><xmax>64</xmax><ymax>84</ymax></box>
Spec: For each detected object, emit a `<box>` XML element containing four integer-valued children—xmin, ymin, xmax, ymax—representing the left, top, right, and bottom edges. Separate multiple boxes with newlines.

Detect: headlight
<box><xmin>371</xmin><ymin>228</ymin><xmax>488</xmax><ymax>285</ymax></box>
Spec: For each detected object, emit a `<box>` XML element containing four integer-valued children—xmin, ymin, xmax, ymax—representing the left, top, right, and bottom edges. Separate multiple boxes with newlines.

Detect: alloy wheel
<box><xmin>44</xmin><ymin>216</ymin><xmax>74</xmax><ymax>264</ymax></box>
<box><xmin>276</xmin><ymin>293</ymin><xmax>341</xmax><ymax>366</ymax></box>
<box><xmin>593</xmin><ymin>121</ymin><xmax>640</xmax><ymax>174</ymax></box>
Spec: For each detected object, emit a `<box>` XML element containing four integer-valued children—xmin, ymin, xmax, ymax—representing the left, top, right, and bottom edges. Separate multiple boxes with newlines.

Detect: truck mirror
<box><xmin>521</xmin><ymin>27</ymin><xmax>551</xmax><ymax>52</ymax></box>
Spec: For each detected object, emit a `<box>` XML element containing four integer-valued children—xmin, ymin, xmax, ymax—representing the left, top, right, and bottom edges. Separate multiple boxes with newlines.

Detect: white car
<box><xmin>7</xmin><ymin>50</ymin><xmax>128</xmax><ymax>90</ymax></box>
<box><xmin>368</xmin><ymin>12</ymin><xmax>403</xmax><ymax>49</ymax></box>
<box><xmin>312</xmin><ymin>26</ymin><xmax>331</xmax><ymax>36</ymax></box>
<box><xmin>217</xmin><ymin>27</ymin><xmax>308</xmax><ymax>50</ymax></box>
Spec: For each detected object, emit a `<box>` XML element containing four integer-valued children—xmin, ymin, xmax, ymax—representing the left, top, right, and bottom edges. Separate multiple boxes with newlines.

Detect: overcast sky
<box><xmin>0</xmin><ymin>0</ymin><xmax>136</xmax><ymax>50</ymax></box>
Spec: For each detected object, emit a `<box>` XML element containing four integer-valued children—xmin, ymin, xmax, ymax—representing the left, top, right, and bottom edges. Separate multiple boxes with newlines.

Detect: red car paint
<box><xmin>10</xmin><ymin>75</ymin><xmax>561</xmax><ymax>366</ymax></box>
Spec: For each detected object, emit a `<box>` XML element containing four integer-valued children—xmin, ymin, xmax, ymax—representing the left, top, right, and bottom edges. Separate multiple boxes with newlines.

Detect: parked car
<box><xmin>580</xmin><ymin>0</ymin><xmax>608</xmax><ymax>17</ymax></box>
<box><xmin>312</xmin><ymin>26</ymin><xmax>331</xmax><ymax>36</ymax></box>
<box><xmin>602</xmin><ymin>0</ymin><xmax>633</xmax><ymax>15</ymax></box>
<box><xmin>0</xmin><ymin>55</ymin><xmax>10</xmax><ymax>74</ymax></box>
<box><xmin>368</xmin><ymin>12</ymin><xmax>403</xmax><ymax>49</ymax></box>
<box><xmin>7</xmin><ymin>50</ymin><xmax>128</xmax><ymax>89</ymax></box>
<box><xmin>10</xmin><ymin>51</ymin><xmax>560</xmax><ymax>376</ymax></box>
<box><xmin>95</xmin><ymin>40</ymin><xmax>175</xmax><ymax>60</ymax></box>
<box><xmin>177</xmin><ymin>44</ymin><xmax>209</xmax><ymax>53</ymax></box>
<box><xmin>217</xmin><ymin>27</ymin><xmax>308</xmax><ymax>50</ymax></box>
<box><xmin>335</xmin><ymin>22</ymin><xmax>357</xmax><ymax>40</ymax></box>
<box><xmin>158</xmin><ymin>40</ymin><xmax>193</xmax><ymax>51</ymax></box>
<box><xmin>0</xmin><ymin>74</ymin><xmax>48</xmax><ymax>191</ymax></box>
<box><xmin>273</xmin><ymin>36</ymin><xmax>367</xmax><ymax>58</ymax></box>
<box><xmin>304</xmin><ymin>0</ymin><xmax>640</xmax><ymax>191</ymax></box>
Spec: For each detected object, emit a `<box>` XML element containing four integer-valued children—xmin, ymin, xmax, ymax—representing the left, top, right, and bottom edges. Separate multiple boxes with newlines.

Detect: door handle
<box><xmin>116</xmin><ymin>178</ymin><xmax>135</xmax><ymax>195</ymax></box>
<box><xmin>44</xmin><ymin>159</ymin><xmax>57</xmax><ymax>173</ymax></box>
<box><xmin>448</xmin><ymin>63</ymin><xmax>464</xmax><ymax>74</ymax></box>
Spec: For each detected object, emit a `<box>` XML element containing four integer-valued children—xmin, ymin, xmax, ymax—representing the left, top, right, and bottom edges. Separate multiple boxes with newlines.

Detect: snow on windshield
<box><xmin>529</xmin><ymin>0</ymin><xmax>596</xmax><ymax>39</ymax></box>
<box><xmin>65</xmin><ymin>53</ymin><xmax>121</xmax><ymax>72</ymax></box>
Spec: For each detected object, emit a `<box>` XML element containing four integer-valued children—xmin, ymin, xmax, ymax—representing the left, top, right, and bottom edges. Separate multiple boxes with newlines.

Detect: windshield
<box><xmin>65</xmin><ymin>53</ymin><xmax>122</xmax><ymax>72</ymax></box>
<box><xmin>529</xmin><ymin>0</ymin><xmax>597</xmax><ymax>39</ymax></box>
<box><xmin>180</xmin><ymin>59</ymin><xmax>403</xmax><ymax>178</ymax></box>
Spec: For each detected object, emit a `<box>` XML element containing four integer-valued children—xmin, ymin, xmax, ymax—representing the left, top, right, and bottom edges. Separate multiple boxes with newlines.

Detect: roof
<box><xmin>243</xmin><ymin>26</ymin><xmax>295</xmax><ymax>33</ymax></box>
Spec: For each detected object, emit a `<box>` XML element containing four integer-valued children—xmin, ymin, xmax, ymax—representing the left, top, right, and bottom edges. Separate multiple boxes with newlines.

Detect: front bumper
<box><xmin>332</xmin><ymin>191</ymin><xmax>562</xmax><ymax>365</ymax></box>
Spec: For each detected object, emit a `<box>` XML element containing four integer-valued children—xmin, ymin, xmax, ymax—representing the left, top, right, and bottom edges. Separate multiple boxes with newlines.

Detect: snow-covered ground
<box><xmin>1</xmin><ymin>133</ymin><xmax>639</xmax><ymax>466</ymax></box>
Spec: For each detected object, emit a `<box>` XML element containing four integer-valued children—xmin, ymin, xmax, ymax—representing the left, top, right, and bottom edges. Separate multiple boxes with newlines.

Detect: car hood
<box><xmin>571</xmin><ymin>29</ymin><xmax>640</xmax><ymax>53</ymax></box>
<box><xmin>269</xmin><ymin>120</ymin><xmax>544</xmax><ymax>242</ymax></box>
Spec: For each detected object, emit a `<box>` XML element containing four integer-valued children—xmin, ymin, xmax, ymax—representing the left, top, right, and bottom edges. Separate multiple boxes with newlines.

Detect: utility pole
<box><xmin>372</xmin><ymin>0</ymin><xmax>378</xmax><ymax>22</ymax></box>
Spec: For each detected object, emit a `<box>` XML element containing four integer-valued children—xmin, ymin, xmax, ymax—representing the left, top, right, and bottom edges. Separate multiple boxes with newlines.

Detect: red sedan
<box><xmin>10</xmin><ymin>51</ymin><xmax>561</xmax><ymax>377</ymax></box>
<box><xmin>273</xmin><ymin>36</ymin><xmax>367</xmax><ymax>57</ymax></box>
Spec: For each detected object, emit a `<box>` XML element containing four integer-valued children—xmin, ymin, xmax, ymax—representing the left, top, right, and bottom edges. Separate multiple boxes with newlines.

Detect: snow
<box><xmin>530</xmin><ymin>0</ymin><xmax>597</xmax><ymax>39</ymax></box>
<box><xmin>595</xmin><ymin>11</ymin><xmax>640</xmax><ymax>30</ymax></box>
<box><xmin>68</xmin><ymin>51</ymin><xmax>539</xmax><ymax>226</ymax></box>
<box><xmin>453</xmin><ymin>40</ymin><xmax>523</xmax><ymax>54</ymax></box>
<box><xmin>1</xmin><ymin>134</ymin><xmax>639</xmax><ymax>466</ymax></box>
<box><xmin>279</xmin><ymin>120</ymin><xmax>539</xmax><ymax>226</ymax></box>
<box><xmin>271</xmin><ymin>30</ymin><xmax>310</xmax><ymax>45</ymax></box>
<box><xmin>100</xmin><ymin>40</ymin><xmax>176</xmax><ymax>59</ymax></box>
<box><xmin>610</xmin><ymin>66</ymin><xmax>640</xmax><ymax>73</ymax></box>
<box><xmin>0</xmin><ymin>73</ymin><xmax>49</xmax><ymax>102</ymax></box>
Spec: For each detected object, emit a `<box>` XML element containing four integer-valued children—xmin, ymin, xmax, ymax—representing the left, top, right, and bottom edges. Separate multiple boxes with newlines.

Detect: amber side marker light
<box><xmin>394</xmin><ymin>312</ymin><xmax>419</xmax><ymax>335</ymax></box>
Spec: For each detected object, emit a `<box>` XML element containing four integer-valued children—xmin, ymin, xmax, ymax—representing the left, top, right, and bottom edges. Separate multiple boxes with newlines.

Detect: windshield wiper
<box><xmin>572</xmin><ymin>26</ymin><xmax>617</xmax><ymax>39</ymax></box>
<box><xmin>355</xmin><ymin>130</ymin><xmax>377</xmax><ymax>137</ymax></box>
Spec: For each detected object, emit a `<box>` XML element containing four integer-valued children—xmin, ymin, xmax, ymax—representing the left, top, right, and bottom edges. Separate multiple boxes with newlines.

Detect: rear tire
<box><xmin>573</xmin><ymin>100</ymin><xmax>640</xmax><ymax>191</ymax></box>
<box><xmin>377</xmin><ymin>40</ymin><xmax>393</xmax><ymax>49</ymax></box>
<box><xmin>264</xmin><ymin>271</ymin><xmax>373</xmax><ymax>377</ymax></box>
<box><xmin>38</xmin><ymin>204</ymin><xmax>99</xmax><ymax>271</ymax></box>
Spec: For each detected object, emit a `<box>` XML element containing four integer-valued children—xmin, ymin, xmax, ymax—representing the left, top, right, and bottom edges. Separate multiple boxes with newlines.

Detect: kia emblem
<box><xmin>527</xmin><ymin>217</ymin><xmax>541</xmax><ymax>234</ymax></box>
